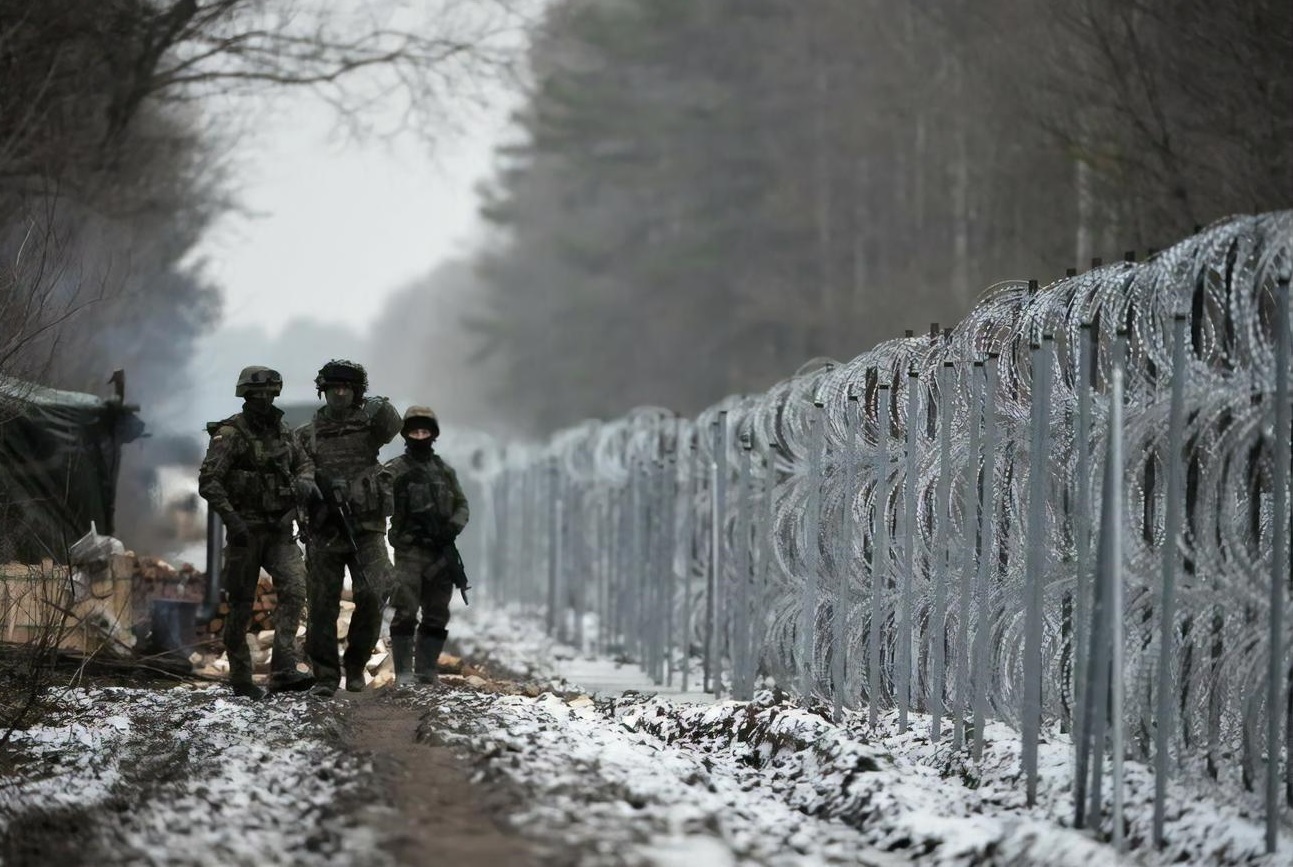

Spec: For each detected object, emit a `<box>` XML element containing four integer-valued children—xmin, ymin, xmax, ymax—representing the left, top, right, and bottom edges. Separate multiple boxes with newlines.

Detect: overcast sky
<box><xmin>192</xmin><ymin>93</ymin><xmax>511</xmax><ymax>338</ymax></box>
<box><xmin>157</xmin><ymin>0</ymin><xmax>543</xmax><ymax>436</ymax></box>
<box><xmin>170</xmin><ymin>88</ymin><xmax>518</xmax><ymax>432</ymax></box>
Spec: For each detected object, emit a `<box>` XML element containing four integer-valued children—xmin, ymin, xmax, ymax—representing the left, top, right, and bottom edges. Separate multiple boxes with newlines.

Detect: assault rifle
<box><xmin>412</xmin><ymin>524</ymin><xmax>470</xmax><ymax>606</ymax></box>
<box><xmin>445</xmin><ymin>542</ymin><xmax>471</xmax><ymax>606</ymax></box>
<box><xmin>309</xmin><ymin>471</ymin><xmax>368</xmax><ymax>588</ymax></box>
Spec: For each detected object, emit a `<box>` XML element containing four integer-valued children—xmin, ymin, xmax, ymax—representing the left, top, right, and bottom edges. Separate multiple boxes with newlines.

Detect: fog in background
<box><xmin>170</xmin><ymin>258</ymin><xmax>504</xmax><ymax>436</ymax></box>
<box><xmin>1</xmin><ymin>0</ymin><xmax>1289</xmax><ymax>554</ymax></box>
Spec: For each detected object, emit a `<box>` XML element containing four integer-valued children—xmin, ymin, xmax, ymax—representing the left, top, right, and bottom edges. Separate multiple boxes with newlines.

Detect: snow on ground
<box><xmin>0</xmin><ymin>686</ymin><xmax>387</xmax><ymax>866</ymax></box>
<box><xmin>435</xmin><ymin>604</ymin><xmax>1293</xmax><ymax>866</ymax></box>
<box><xmin>0</xmin><ymin>603</ymin><xmax>1290</xmax><ymax>866</ymax></box>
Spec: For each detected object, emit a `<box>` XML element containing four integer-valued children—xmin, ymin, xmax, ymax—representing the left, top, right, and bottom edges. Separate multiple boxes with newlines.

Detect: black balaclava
<box><xmin>242</xmin><ymin>394</ymin><xmax>277</xmax><ymax>427</ymax></box>
<box><xmin>404</xmin><ymin>430</ymin><xmax>434</xmax><ymax>459</ymax></box>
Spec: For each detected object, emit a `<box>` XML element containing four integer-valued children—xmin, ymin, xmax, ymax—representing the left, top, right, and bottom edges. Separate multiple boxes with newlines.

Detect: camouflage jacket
<box><xmin>198</xmin><ymin>408</ymin><xmax>313</xmax><ymax>526</ymax></box>
<box><xmin>295</xmin><ymin>396</ymin><xmax>401</xmax><ymax>532</ymax></box>
<box><xmin>385</xmin><ymin>447</ymin><xmax>470</xmax><ymax>552</ymax></box>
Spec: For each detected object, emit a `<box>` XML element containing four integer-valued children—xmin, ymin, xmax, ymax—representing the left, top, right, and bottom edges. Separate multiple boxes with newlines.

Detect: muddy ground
<box><xmin>0</xmin><ymin>660</ymin><xmax>566</xmax><ymax>867</ymax></box>
<box><xmin>341</xmin><ymin>690</ymin><xmax>541</xmax><ymax>867</ymax></box>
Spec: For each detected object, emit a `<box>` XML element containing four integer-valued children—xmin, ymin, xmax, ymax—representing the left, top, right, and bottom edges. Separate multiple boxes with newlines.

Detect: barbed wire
<box><xmin>471</xmin><ymin>211</ymin><xmax>1293</xmax><ymax>848</ymax></box>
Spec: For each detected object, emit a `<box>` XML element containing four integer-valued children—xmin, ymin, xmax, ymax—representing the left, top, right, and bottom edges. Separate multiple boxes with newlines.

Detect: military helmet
<box><xmin>314</xmin><ymin>359</ymin><xmax>367</xmax><ymax>398</ymax></box>
<box><xmin>401</xmin><ymin>405</ymin><xmax>440</xmax><ymax>439</ymax></box>
<box><xmin>234</xmin><ymin>366</ymin><xmax>283</xmax><ymax>397</ymax></box>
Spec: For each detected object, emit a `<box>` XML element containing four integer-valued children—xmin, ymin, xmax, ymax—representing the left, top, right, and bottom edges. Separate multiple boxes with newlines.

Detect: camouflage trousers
<box><xmin>389</xmin><ymin>546</ymin><xmax>454</xmax><ymax>641</ymax></box>
<box><xmin>304</xmin><ymin>531</ymin><xmax>392</xmax><ymax>689</ymax></box>
<box><xmin>222</xmin><ymin>526</ymin><xmax>306</xmax><ymax>686</ymax></box>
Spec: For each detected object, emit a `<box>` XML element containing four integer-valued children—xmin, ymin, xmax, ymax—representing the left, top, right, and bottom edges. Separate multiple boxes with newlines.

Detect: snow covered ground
<box><xmin>444</xmin><ymin>605</ymin><xmax>1293</xmax><ymax>866</ymax></box>
<box><xmin>0</xmin><ymin>686</ymin><xmax>387</xmax><ymax>866</ymax></box>
<box><xmin>0</xmin><ymin>604</ymin><xmax>1289</xmax><ymax>865</ymax></box>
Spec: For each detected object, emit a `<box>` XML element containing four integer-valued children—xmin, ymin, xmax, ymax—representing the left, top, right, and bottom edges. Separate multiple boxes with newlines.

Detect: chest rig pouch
<box><xmin>404</xmin><ymin>457</ymin><xmax>454</xmax><ymax>526</ymax></box>
<box><xmin>207</xmin><ymin>416</ymin><xmax>295</xmax><ymax>518</ymax></box>
<box><xmin>305</xmin><ymin>412</ymin><xmax>393</xmax><ymax>521</ymax></box>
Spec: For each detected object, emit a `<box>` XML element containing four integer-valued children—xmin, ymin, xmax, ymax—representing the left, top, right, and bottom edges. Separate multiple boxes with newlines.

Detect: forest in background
<box><xmin>0</xmin><ymin>0</ymin><xmax>512</xmax><ymax>407</ymax></box>
<box><xmin>0</xmin><ymin>0</ymin><xmax>514</xmax><ymax>550</ymax></box>
<box><xmin>467</xmin><ymin>0</ymin><xmax>1293</xmax><ymax>434</ymax></box>
<box><xmin>2</xmin><ymin>1</ymin><xmax>1290</xmax><ymax>444</ymax></box>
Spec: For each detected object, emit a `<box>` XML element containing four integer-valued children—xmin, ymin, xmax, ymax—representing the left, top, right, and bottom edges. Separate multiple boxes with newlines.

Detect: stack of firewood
<box><xmin>130</xmin><ymin>557</ymin><xmax>282</xmax><ymax>653</ymax></box>
<box><xmin>131</xmin><ymin>556</ymin><xmax>205</xmax><ymax>611</ymax></box>
<box><xmin>202</xmin><ymin>571</ymin><xmax>279</xmax><ymax>641</ymax></box>
<box><xmin>192</xmin><ymin>599</ymin><xmax>396</xmax><ymax>687</ymax></box>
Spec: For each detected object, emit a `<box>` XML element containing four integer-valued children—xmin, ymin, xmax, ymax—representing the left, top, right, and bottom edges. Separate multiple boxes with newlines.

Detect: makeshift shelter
<box><xmin>0</xmin><ymin>377</ymin><xmax>145</xmax><ymax>563</ymax></box>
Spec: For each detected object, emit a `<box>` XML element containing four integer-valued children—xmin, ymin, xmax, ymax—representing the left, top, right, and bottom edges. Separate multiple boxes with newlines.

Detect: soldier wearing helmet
<box><xmin>384</xmin><ymin>405</ymin><xmax>469</xmax><ymax>686</ymax></box>
<box><xmin>197</xmin><ymin>366</ymin><xmax>316</xmax><ymax>699</ymax></box>
<box><xmin>294</xmin><ymin>359</ymin><xmax>401</xmax><ymax>697</ymax></box>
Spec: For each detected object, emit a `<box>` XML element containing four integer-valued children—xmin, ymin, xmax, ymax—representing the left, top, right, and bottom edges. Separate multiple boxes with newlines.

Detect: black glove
<box><xmin>223</xmin><ymin>512</ymin><xmax>250</xmax><ymax>546</ymax></box>
<box><xmin>436</xmin><ymin>526</ymin><xmax>460</xmax><ymax>548</ymax></box>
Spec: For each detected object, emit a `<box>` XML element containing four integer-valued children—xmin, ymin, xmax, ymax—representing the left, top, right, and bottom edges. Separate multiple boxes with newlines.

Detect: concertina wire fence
<box><xmin>464</xmin><ymin>211</ymin><xmax>1293</xmax><ymax>852</ymax></box>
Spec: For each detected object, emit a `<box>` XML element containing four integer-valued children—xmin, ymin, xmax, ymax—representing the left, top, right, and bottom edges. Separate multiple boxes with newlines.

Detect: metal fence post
<box><xmin>899</xmin><ymin>368</ymin><xmax>919</xmax><ymax>731</ymax></box>
<box><xmin>1153</xmin><ymin>313</ymin><xmax>1189</xmax><ymax>847</ymax></box>
<box><xmin>803</xmin><ymin>400</ymin><xmax>825</xmax><ymax>699</ymax></box>
<box><xmin>871</xmin><ymin>383</ymin><xmax>890</xmax><ymax>730</ymax></box>
<box><xmin>835</xmin><ymin>391</ymin><xmax>860</xmax><ymax>720</ymax></box>
<box><xmin>1023</xmin><ymin>336</ymin><xmax>1053</xmax><ymax>805</ymax></box>
<box><xmin>954</xmin><ymin>361</ymin><xmax>983</xmax><ymax>751</ymax></box>
<box><xmin>1267</xmin><ymin>277</ymin><xmax>1290</xmax><ymax>853</ymax></box>
<box><xmin>546</xmin><ymin>461</ymin><xmax>560</xmax><ymax>636</ymax></box>
<box><xmin>1073</xmin><ymin>323</ymin><xmax>1094</xmax><ymax>752</ymax></box>
<box><xmin>681</xmin><ymin>431</ymin><xmax>697</xmax><ymax>693</ymax></box>
<box><xmin>973</xmin><ymin>353</ymin><xmax>1000</xmax><ymax>763</ymax></box>
<box><xmin>931</xmin><ymin>362</ymin><xmax>953</xmax><ymax>741</ymax></box>
<box><xmin>1110</xmin><ymin>365</ymin><xmax>1127</xmax><ymax>853</ymax></box>
<box><xmin>734</xmin><ymin>431</ymin><xmax>754</xmax><ymax>699</ymax></box>
<box><xmin>708</xmin><ymin>412</ymin><xmax>728</xmax><ymax>695</ymax></box>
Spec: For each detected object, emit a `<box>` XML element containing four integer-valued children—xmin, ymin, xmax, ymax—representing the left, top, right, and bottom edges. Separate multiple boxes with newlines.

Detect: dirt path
<box><xmin>339</xmin><ymin>690</ymin><xmax>538</xmax><ymax>867</ymax></box>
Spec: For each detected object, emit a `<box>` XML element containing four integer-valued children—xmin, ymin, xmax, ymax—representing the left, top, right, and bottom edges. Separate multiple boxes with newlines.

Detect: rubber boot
<box><xmin>391</xmin><ymin>636</ymin><xmax>415</xmax><ymax>687</ymax></box>
<box><xmin>415</xmin><ymin>632</ymin><xmax>446</xmax><ymax>686</ymax></box>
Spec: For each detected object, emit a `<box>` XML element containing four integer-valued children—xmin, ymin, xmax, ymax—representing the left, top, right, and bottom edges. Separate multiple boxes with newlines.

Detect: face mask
<box><xmin>243</xmin><ymin>395</ymin><xmax>275</xmax><ymax>416</ymax></box>
<box><xmin>405</xmin><ymin>437</ymin><xmax>433</xmax><ymax>456</ymax></box>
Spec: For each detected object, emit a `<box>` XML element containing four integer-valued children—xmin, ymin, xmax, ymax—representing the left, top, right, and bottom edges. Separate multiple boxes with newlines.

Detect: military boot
<box><xmin>231</xmin><ymin>680</ymin><xmax>266</xmax><ymax>700</ymax></box>
<box><xmin>309</xmin><ymin>682</ymin><xmax>336</xmax><ymax>699</ymax></box>
<box><xmin>344</xmin><ymin>661</ymin><xmax>367</xmax><ymax>692</ymax></box>
<box><xmin>268</xmin><ymin>668</ymin><xmax>315</xmax><ymax>693</ymax></box>
<box><xmin>415</xmin><ymin>632</ymin><xmax>446</xmax><ymax>686</ymax></box>
<box><xmin>391</xmin><ymin>635</ymin><xmax>415</xmax><ymax>687</ymax></box>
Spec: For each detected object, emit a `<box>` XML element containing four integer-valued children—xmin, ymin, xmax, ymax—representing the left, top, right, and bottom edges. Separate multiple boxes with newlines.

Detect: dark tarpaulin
<box><xmin>0</xmin><ymin>378</ymin><xmax>145</xmax><ymax>563</ymax></box>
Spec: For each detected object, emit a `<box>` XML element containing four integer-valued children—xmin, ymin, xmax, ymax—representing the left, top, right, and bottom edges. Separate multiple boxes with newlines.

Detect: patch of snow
<box><xmin>427</xmin><ymin>607</ymin><xmax>1293</xmax><ymax>867</ymax></box>
<box><xmin>0</xmin><ymin>686</ymin><xmax>386</xmax><ymax>866</ymax></box>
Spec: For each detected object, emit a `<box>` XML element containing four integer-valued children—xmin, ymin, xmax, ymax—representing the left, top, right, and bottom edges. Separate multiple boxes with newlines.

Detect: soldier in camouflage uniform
<box><xmin>385</xmin><ymin>406</ymin><xmax>470</xmax><ymax>686</ymax></box>
<box><xmin>198</xmin><ymin>366</ymin><xmax>315</xmax><ymax>699</ymax></box>
<box><xmin>295</xmin><ymin>359</ymin><xmax>401</xmax><ymax>697</ymax></box>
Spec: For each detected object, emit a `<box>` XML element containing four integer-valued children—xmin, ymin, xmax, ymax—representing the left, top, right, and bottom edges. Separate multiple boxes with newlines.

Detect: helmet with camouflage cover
<box><xmin>314</xmin><ymin>359</ymin><xmax>367</xmax><ymax>399</ymax></box>
<box><xmin>234</xmin><ymin>366</ymin><xmax>283</xmax><ymax>397</ymax></box>
<box><xmin>401</xmin><ymin>405</ymin><xmax>440</xmax><ymax>439</ymax></box>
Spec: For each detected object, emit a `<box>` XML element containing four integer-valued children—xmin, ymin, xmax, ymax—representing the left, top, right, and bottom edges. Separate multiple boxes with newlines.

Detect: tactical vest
<box><xmin>205</xmin><ymin>414</ymin><xmax>296</xmax><ymax>520</ymax></box>
<box><xmin>300</xmin><ymin>408</ymin><xmax>391</xmax><ymax>521</ymax></box>
<box><xmin>391</xmin><ymin>454</ymin><xmax>457</xmax><ymax>536</ymax></box>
